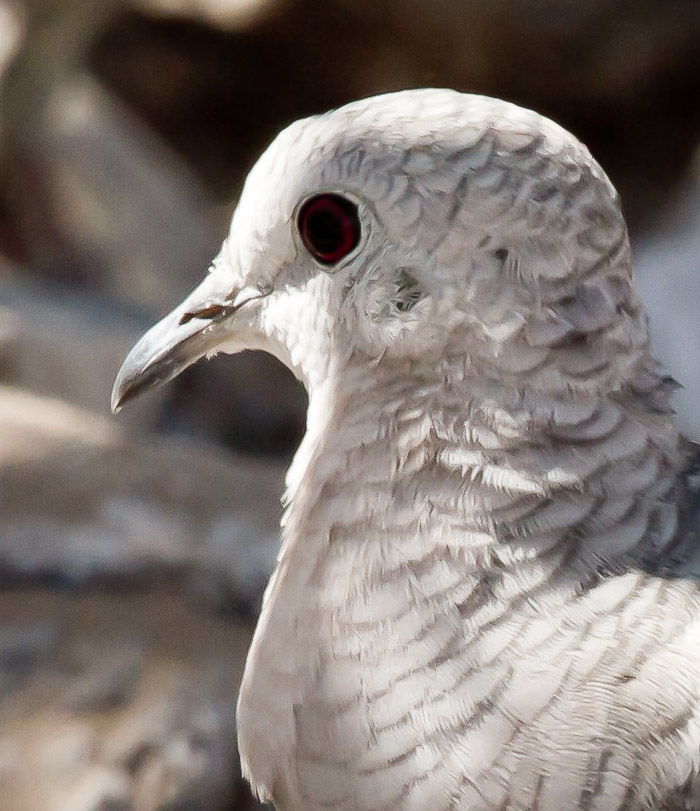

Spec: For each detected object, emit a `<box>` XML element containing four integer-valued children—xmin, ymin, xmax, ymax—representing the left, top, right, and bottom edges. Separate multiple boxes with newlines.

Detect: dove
<box><xmin>112</xmin><ymin>89</ymin><xmax>700</xmax><ymax>811</ymax></box>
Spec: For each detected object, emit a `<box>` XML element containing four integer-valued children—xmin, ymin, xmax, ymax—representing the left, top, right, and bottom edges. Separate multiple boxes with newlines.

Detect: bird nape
<box><xmin>113</xmin><ymin>88</ymin><xmax>700</xmax><ymax>811</ymax></box>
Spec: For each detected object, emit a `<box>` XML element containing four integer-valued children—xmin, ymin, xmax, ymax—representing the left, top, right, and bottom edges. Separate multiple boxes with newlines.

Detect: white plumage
<box><xmin>113</xmin><ymin>89</ymin><xmax>700</xmax><ymax>811</ymax></box>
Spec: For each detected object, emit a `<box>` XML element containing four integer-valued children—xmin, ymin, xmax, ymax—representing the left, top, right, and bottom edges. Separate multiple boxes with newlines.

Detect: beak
<box><xmin>111</xmin><ymin>272</ymin><xmax>266</xmax><ymax>414</ymax></box>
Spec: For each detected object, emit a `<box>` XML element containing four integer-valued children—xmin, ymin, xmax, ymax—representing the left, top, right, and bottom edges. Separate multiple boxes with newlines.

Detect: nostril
<box><xmin>179</xmin><ymin>304</ymin><xmax>227</xmax><ymax>325</ymax></box>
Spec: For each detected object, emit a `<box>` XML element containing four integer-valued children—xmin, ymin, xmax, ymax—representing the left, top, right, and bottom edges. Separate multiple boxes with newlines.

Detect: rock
<box><xmin>0</xmin><ymin>272</ymin><xmax>164</xmax><ymax>434</ymax></box>
<box><xmin>162</xmin><ymin>351</ymin><xmax>306</xmax><ymax>457</ymax></box>
<box><xmin>39</xmin><ymin>77</ymin><xmax>218</xmax><ymax>308</ymax></box>
<box><xmin>0</xmin><ymin>382</ymin><xmax>282</xmax><ymax>808</ymax></box>
<box><xmin>92</xmin><ymin>0</ymin><xmax>700</xmax><ymax>228</ymax></box>
<box><xmin>0</xmin><ymin>385</ymin><xmax>284</xmax><ymax>610</ymax></box>
<box><xmin>0</xmin><ymin>0</ymin><xmax>219</xmax><ymax>305</ymax></box>
<box><xmin>0</xmin><ymin>272</ymin><xmax>306</xmax><ymax>456</ymax></box>
<box><xmin>0</xmin><ymin>587</ymin><xmax>260</xmax><ymax>810</ymax></box>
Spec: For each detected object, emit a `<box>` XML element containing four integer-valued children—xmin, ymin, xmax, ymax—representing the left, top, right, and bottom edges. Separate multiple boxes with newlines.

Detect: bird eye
<box><xmin>298</xmin><ymin>194</ymin><xmax>361</xmax><ymax>266</ymax></box>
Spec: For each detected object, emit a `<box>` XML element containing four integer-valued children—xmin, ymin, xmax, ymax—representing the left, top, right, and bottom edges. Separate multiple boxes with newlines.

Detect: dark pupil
<box><xmin>309</xmin><ymin>208</ymin><xmax>346</xmax><ymax>254</ymax></box>
<box><xmin>300</xmin><ymin>194</ymin><xmax>360</xmax><ymax>264</ymax></box>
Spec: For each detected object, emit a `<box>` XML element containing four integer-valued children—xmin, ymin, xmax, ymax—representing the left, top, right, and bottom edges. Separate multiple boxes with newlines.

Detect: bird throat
<box><xmin>284</xmin><ymin>365</ymin><xmax>680</xmax><ymax>582</ymax></box>
<box><xmin>237</xmin><ymin>366</ymin><xmax>681</xmax><ymax>809</ymax></box>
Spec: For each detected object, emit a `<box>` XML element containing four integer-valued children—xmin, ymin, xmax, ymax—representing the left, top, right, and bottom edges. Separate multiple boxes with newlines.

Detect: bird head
<box><xmin>112</xmin><ymin>88</ymin><xmax>649</xmax><ymax>414</ymax></box>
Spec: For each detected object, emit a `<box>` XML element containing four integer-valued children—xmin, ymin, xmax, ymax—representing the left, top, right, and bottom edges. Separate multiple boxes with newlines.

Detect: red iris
<box><xmin>298</xmin><ymin>194</ymin><xmax>361</xmax><ymax>265</ymax></box>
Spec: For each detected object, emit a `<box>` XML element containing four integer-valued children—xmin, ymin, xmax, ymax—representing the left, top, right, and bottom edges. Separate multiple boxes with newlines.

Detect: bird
<box><xmin>112</xmin><ymin>88</ymin><xmax>700</xmax><ymax>811</ymax></box>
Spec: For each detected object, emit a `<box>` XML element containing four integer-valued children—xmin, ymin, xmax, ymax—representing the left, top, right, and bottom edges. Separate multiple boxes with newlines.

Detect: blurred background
<box><xmin>0</xmin><ymin>0</ymin><xmax>699</xmax><ymax>808</ymax></box>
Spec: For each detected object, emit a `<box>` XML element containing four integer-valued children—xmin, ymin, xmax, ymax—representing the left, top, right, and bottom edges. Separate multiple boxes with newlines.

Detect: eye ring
<box><xmin>297</xmin><ymin>193</ymin><xmax>361</xmax><ymax>266</ymax></box>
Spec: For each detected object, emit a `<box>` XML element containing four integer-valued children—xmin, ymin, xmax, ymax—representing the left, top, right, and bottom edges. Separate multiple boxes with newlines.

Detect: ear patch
<box><xmin>390</xmin><ymin>268</ymin><xmax>424</xmax><ymax>314</ymax></box>
<box><xmin>352</xmin><ymin>265</ymin><xmax>429</xmax><ymax>351</ymax></box>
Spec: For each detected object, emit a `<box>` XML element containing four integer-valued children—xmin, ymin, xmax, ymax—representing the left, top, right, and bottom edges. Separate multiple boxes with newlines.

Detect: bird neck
<box><xmin>281</xmin><ymin>356</ymin><xmax>681</xmax><ymax>586</ymax></box>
